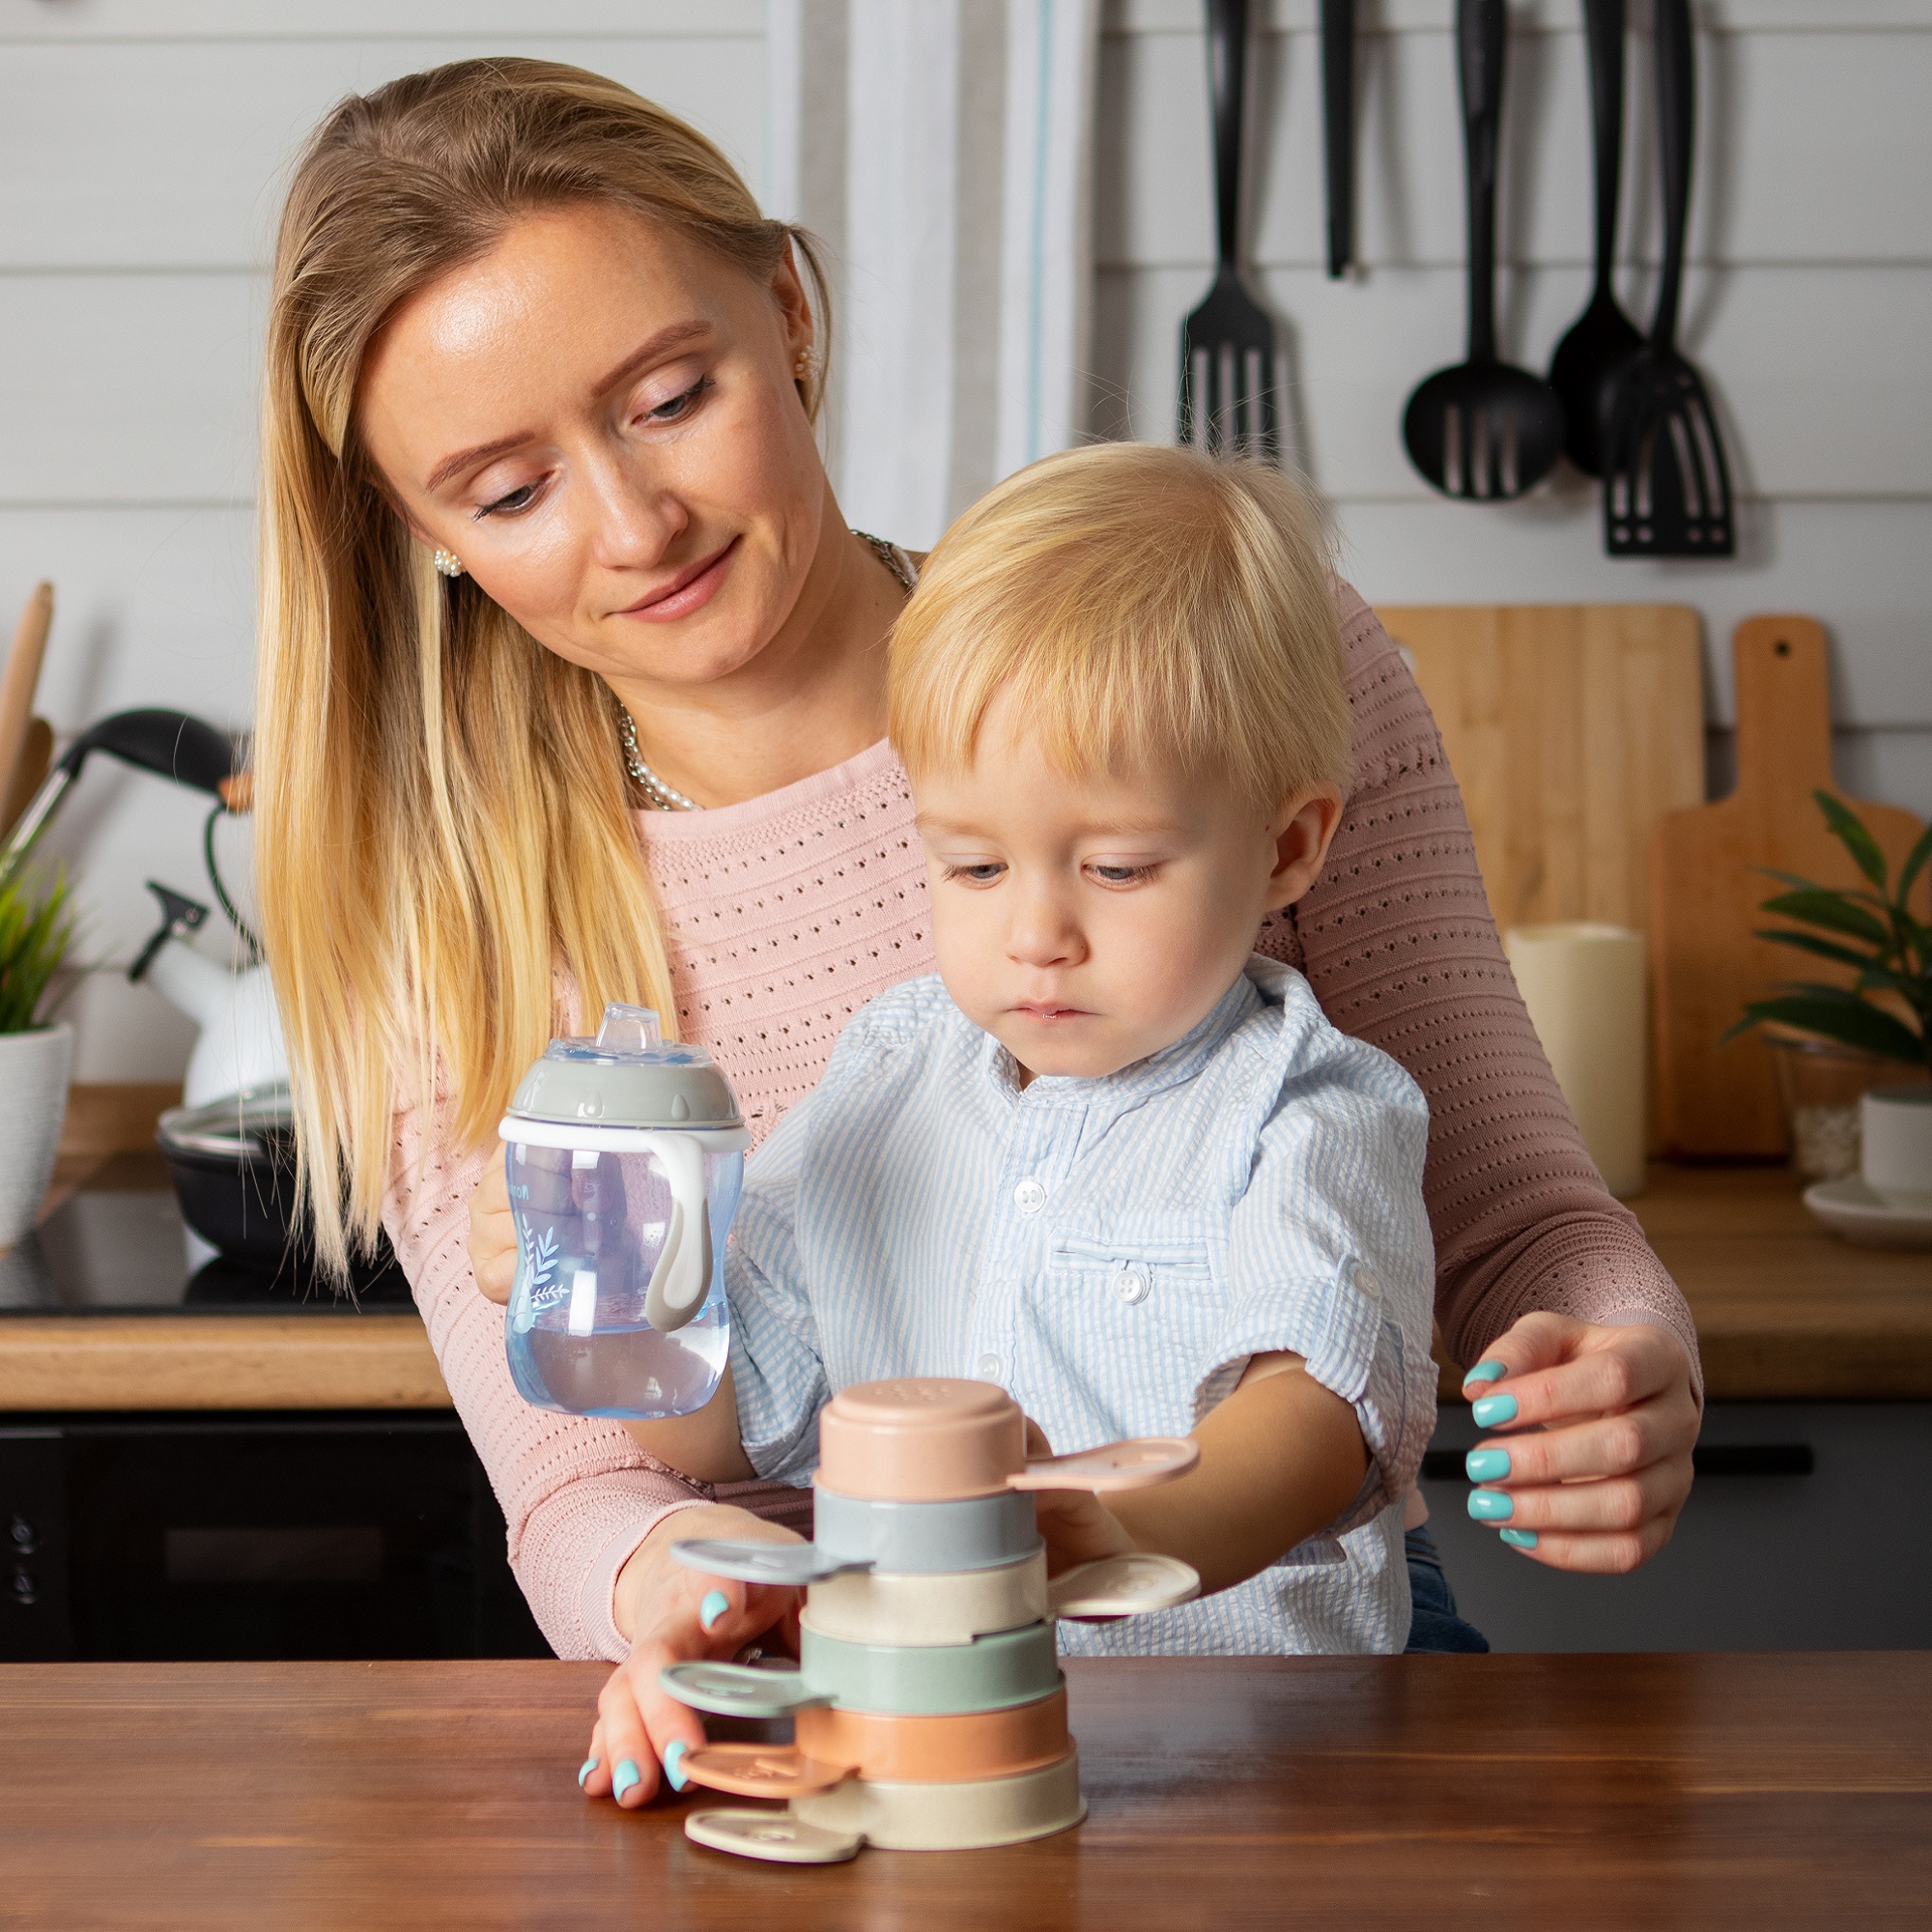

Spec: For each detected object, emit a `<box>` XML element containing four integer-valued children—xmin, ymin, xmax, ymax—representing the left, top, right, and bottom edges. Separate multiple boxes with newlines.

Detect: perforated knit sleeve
<box><xmin>383</xmin><ymin>1088</ymin><xmax>715</xmax><ymax>1660</ymax></box>
<box><xmin>1255</xmin><ymin>584</ymin><xmax>1703</xmax><ymax>1395</ymax></box>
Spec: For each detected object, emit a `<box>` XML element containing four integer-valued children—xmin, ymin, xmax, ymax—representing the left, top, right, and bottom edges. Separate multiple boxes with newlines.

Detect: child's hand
<box><xmin>466</xmin><ymin>1150</ymin><xmax>518</xmax><ymax>1305</ymax></box>
<box><xmin>581</xmin><ymin>1504</ymin><xmax>805</xmax><ymax>1810</ymax></box>
<box><xmin>1022</xmin><ymin>1417</ymin><xmax>1138</xmax><ymax>1576</ymax></box>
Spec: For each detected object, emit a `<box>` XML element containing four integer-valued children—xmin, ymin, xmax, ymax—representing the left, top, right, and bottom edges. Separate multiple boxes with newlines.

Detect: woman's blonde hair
<box><xmin>890</xmin><ymin>443</ymin><xmax>1352</xmax><ymax>816</ymax></box>
<box><xmin>255</xmin><ymin>58</ymin><xmax>830</xmax><ymax>1275</ymax></box>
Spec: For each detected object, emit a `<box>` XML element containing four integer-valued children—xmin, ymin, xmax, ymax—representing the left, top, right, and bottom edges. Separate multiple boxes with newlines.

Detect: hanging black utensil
<box><xmin>1548</xmin><ymin>0</ymin><xmax>1644</xmax><ymax>475</ymax></box>
<box><xmin>1602</xmin><ymin>0</ymin><xmax>1734</xmax><ymax>554</ymax></box>
<box><xmin>1178</xmin><ymin>0</ymin><xmax>1278</xmax><ymax>459</ymax></box>
<box><xmin>1321</xmin><ymin>0</ymin><xmax>1355</xmax><ymax>278</ymax></box>
<box><xmin>1401</xmin><ymin>0</ymin><xmax>1564</xmax><ymax>499</ymax></box>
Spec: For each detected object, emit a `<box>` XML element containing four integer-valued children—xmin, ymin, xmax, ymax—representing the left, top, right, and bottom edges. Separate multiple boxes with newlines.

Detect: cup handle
<box><xmin>643</xmin><ymin>1131</ymin><xmax>713</xmax><ymax>1332</ymax></box>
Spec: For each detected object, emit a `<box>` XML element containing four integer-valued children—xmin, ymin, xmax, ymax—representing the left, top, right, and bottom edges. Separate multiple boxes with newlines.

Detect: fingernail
<box><xmin>1467</xmin><ymin>1489</ymin><xmax>1515</xmax><ymax>1521</ymax></box>
<box><xmin>577</xmin><ymin>1755</ymin><xmax>600</xmax><ymax>1790</ymax></box>
<box><xmin>1463</xmin><ymin>1359</ymin><xmax>1507</xmax><ymax>1387</ymax></box>
<box><xmin>611</xmin><ymin>1759</ymin><xmax>641</xmax><ymax>1802</ymax></box>
<box><xmin>698</xmin><ymin>1589</ymin><xmax>729</xmax><ymax>1632</ymax></box>
<box><xmin>664</xmin><ymin>1739</ymin><xmax>691</xmax><ymax>1793</ymax></box>
<box><xmin>1499</xmin><ymin>1527</ymin><xmax>1539</xmax><ymax>1549</ymax></box>
<box><xmin>1471</xmin><ymin>1392</ymin><xmax>1519</xmax><ymax>1428</ymax></box>
<box><xmin>1464</xmin><ymin>1448</ymin><xmax>1511</xmax><ymax>1483</ymax></box>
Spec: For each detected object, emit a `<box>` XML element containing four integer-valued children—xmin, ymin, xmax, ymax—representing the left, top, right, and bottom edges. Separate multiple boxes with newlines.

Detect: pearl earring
<box><xmin>432</xmin><ymin>549</ymin><xmax>466</xmax><ymax>579</ymax></box>
<box><xmin>794</xmin><ymin>344</ymin><xmax>821</xmax><ymax>383</ymax></box>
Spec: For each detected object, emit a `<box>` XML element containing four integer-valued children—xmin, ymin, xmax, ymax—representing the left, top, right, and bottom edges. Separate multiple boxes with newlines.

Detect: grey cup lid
<box><xmin>501</xmin><ymin>1003</ymin><xmax>745</xmax><ymax>1133</ymax></box>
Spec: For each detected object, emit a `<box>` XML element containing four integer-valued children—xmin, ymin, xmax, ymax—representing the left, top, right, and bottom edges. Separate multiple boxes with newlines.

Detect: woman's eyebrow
<box><xmin>422</xmin><ymin>320</ymin><xmax>713</xmax><ymax>492</ymax></box>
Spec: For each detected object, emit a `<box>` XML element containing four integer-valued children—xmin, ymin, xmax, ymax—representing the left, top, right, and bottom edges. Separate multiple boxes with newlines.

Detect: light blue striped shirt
<box><xmin>724</xmin><ymin>955</ymin><xmax>1437</xmax><ymax>1655</ymax></box>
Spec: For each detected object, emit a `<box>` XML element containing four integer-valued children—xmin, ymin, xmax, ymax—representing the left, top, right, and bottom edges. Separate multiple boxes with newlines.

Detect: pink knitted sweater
<box><xmin>385</xmin><ymin>584</ymin><xmax>1701</xmax><ymax>1660</ymax></box>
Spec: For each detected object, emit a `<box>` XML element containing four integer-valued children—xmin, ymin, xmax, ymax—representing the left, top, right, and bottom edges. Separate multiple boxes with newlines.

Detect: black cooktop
<box><xmin>0</xmin><ymin>1154</ymin><xmax>410</xmax><ymax>1316</ymax></box>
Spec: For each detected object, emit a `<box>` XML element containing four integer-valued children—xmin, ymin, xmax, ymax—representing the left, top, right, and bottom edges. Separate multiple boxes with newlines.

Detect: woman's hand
<box><xmin>578</xmin><ymin>1503</ymin><xmax>804</xmax><ymax>1809</ymax></box>
<box><xmin>1460</xmin><ymin>1315</ymin><xmax>1698</xmax><ymax>1574</ymax></box>
<box><xmin>467</xmin><ymin>1151</ymin><xmax>517</xmax><ymax>1306</ymax></box>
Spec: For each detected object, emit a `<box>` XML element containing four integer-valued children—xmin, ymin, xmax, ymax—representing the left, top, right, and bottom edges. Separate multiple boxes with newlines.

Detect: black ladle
<box><xmin>1548</xmin><ymin>0</ymin><xmax>1644</xmax><ymax>475</ymax></box>
<box><xmin>1402</xmin><ymin>0</ymin><xmax>1564</xmax><ymax>500</ymax></box>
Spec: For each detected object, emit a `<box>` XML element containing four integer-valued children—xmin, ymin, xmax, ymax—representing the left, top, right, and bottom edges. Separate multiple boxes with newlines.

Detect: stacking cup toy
<box><xmin>663</xmin><ymin>1378</ymin><xmax>1202</xmax><ymax>1863</ymax></box>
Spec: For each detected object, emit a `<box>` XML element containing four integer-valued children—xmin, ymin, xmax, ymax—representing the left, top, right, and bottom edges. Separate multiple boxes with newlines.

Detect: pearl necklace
<box><xmin>618</xmin><ymin>530</ymin><xmax>916</xmax><ymax>810</ymax></box>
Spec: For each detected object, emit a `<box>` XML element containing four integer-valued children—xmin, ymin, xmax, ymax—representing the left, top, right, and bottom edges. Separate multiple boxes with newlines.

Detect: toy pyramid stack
<box><xmin>659</xmin><ymin>1377</ymin><xmax>1202</xmax><ymax>1864</ymax></box>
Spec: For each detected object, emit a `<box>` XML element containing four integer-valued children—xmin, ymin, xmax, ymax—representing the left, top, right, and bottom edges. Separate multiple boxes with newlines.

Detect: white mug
<box><xmin>1861</xmin><ymin>1086</ymin><xmax>1932</xmax><ymax>1209</ymax></box>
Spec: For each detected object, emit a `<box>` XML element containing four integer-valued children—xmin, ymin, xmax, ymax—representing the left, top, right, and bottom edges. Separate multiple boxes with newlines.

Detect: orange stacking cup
<box><xmin>796</xmin><ymin>1687</ymin><xmax>1071</xmax><ymax>1782</ymax></box>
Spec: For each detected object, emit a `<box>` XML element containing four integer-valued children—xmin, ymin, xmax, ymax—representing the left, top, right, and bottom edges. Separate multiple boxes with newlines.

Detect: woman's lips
<box><xmin>618</xmin><ymin>538</ymin><xmax>737</xmax><ymax>623</ymax></box>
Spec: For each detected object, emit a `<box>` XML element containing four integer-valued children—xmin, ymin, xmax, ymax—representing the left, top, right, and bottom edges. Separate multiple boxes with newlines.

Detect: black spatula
<box><xmin>1321</xmin><ymin>0</ymin><xmax>1355</xmax><ymax>278</ymax></box>
<box><xmin>1401</xmin><ymin>0</ymin><xmax>1564</xmax><ymax>500</ymax></box>
<box><xmin>1178</xmin><ymin>0</ymin><xmax>1278</xmax><ymax>460</ymax></box>
<box><xmin>1602</xmin><ymin>0</ymin><xmax>1734</xmax><ymax>555</ymax></box>
<box><xmin>1548</xmin><ymin>0</ymin><xmax>1644</xmax><ymax>475</ymax></box>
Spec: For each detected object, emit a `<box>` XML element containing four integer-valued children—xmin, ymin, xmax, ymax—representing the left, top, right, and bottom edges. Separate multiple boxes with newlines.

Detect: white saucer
<box><xmin>1803</xmin><ymin>1178</ymin><xmax>1932</xmax><ymax>1250</ymax></box>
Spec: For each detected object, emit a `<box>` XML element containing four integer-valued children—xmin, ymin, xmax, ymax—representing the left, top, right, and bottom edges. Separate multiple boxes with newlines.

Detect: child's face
<box><xmin>913</xmin><ymin>695</ymin><xmax>1343</xmax><ymax>1083</ymax></box>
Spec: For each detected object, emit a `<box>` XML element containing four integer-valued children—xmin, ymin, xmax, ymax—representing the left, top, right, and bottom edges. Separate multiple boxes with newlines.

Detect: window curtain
<box><xmin>767</xmin><ymin>0</ymin><xmax>1101</xmax><ymax>552</ymax></box>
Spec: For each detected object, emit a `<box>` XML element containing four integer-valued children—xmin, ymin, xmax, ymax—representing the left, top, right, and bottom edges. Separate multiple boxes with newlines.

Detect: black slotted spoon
<box><xmin>1602</xmin><ymin>0</ymin><xmax>1734</xmax><ymax>555</ymax></box>
<box><xmin>1178</xmin><ymin>0</ymin><xmax>1278</xmax><ymax>461</ymax></box>
<box><xmin>1402</xmin><ymin>0</ymin><xmax>1564</xmax><ymax>500</ymax></box>
<box><xmin>1548</xmin><ymin>0</ymin><xmax>1644</xmax><ymax>476</ymax></box>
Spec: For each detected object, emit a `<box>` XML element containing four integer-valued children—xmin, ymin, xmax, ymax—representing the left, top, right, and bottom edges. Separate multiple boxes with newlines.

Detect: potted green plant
<box><xmin>1729</xmin><ymin>791</ymin><xmax>1931</xmax><ymax>1180</ymax></box>
<box><xmin>0</xmin><ymin>861</ymin><xmax>76</xmax><ymax>1249</ymax></box>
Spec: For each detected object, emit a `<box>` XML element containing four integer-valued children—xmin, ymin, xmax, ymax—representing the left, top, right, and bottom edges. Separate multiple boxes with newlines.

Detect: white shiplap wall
<box><xmin>4</xmin><ymin>1</ymin><xmax>1923</xmax><ymax>1078</ymax></box>
<box><xmin>0</xmin><ymin>1</ymin><xmax>764</xmax><ymax>1076</ymax></box>
<box><xmin>1091</xmin><ymin>0</ymin><xmax>1932</xmax><ymax>815</ymax></box>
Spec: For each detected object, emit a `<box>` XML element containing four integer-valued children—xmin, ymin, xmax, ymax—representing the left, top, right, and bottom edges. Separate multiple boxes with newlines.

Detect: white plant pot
<box><xmin>1861</xmin><ymin>1085</ymin><xmax>1932</xmax><ymax>1209</ymax></box>
<box><xmin>0</xmin><ymin>1023</ymin><xmax>73</xmax><ymax>1249</ymax></box>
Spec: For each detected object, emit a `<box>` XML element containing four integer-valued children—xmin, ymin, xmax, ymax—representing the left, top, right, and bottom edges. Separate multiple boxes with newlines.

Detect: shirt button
<box><xmin>1112</xmin><ymin>1264</ymin><xmax>1150</xmax><ymax>1305</ymax></box>
<box><xmin>1354</xmin><ymin>1268</ymin><xmax>1382</xmax><ymax>1300</ymax></box>
<box><xmin>976</xmin><ymin>1352</ymin><xmax>1005</xmax><ymax>1381</ymax></box>
<box><xmin>1012</xmin><ymin>1179</ymin><xmax>1046</xmax><ymax>1215</ymax></box>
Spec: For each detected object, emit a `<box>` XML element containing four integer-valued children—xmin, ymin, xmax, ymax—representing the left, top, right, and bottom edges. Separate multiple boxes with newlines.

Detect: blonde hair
<box><xmin>890</xmin><ymin>443</ymin><xmax>1352</xmax><ymax>816</ymax></box>
<box><xmin>254</xmin><ymin>58</ymin><xmax>831</xmax><ymax>1275</ymax></box>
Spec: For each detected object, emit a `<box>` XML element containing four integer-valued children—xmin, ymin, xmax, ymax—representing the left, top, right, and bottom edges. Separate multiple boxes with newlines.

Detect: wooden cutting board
<box><xmin>1377</xmin><ymin>604</ymin><xmax>1706</xmax><ymax>934</ymax></box>
<box><xmin>1650</xmin><ymin>615</ymin><xmax>1927</xmax><ymax>1157</ymax></box>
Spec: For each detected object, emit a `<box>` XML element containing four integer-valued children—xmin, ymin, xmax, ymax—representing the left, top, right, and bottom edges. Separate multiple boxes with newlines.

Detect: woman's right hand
<box><xmin>467</xmin><ymin>1149</ymin><xmax>518</xmax><ymax>1305</ymax></box>
<box><xmin>579</xmin><ymin>1503</ymin><xmax>804</xmax><ymax>1809</ymax></box>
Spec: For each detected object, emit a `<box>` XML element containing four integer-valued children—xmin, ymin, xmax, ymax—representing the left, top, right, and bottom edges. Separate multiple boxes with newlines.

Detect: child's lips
<box><xmin>1009</xmin><ymin>1003</ymin><xmax>1094</xmax><ymax>1024</ymax></box>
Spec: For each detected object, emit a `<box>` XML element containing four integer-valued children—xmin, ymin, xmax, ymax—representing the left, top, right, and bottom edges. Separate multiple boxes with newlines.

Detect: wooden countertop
<box><xmin>1</xmin><ymin>1653</ymin><xmax>1926</xmax><ymax>1928</ymax></box>
<box><xmin>5</xmin><ymin>1159</ymin><xmax>1927</xmax><ymax>1412</ymax></box>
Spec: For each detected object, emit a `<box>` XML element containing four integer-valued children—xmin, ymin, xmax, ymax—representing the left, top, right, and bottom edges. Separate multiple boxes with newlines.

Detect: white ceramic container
<box><xmin>0</xmin><ymin>1022</ymin><xmax>72</xmax><ymax>1249</ymax></box>
<box><xmin>1861</xmin><ymin>1085</ymin><xmax>1932</xmax><ymax>1208</ymax></box>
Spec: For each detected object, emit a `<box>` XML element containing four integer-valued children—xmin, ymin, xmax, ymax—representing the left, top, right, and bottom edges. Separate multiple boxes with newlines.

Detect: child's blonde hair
<box><xmin>889</xmin><ymin>443</ymin><xmax>1352</xmax><ymax>816</ymax></box>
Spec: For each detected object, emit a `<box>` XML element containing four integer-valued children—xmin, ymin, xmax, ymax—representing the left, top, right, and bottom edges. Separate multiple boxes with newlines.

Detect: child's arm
<box><xmin>624</xmin><ymin>1365</ymin><xmax>758</xmax><ymax>1486</ymax></box>
<box><xmin>1082</xmin><ymin>1350</ymin><xmax>1368</xmax><ymax>1595</ymax></box>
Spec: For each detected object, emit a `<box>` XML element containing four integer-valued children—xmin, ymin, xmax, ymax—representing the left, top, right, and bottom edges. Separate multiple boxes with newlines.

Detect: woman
<box><xmin>256</xmin><ymin>60</ymin><xmax>1699</xmax><ymax>1806</ymax></box>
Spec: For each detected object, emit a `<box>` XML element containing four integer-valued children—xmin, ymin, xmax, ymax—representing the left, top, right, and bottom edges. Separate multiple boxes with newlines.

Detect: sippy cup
<box><xmin>498</xmin><ymin>1003</ymin><xmax>750</xmax><ymax>1420</ymax></box>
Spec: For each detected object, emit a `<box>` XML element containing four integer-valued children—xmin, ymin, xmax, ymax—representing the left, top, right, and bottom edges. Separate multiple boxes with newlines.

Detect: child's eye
<box><xmin>943</xmin><ymin>861</ymin><xmax>1006</xmax><ymax>886</ymax></box>
<box><xmin>1088</xmin><ymin>863</ymin><xmax>1157</xmax><ymax>885</ymax></box>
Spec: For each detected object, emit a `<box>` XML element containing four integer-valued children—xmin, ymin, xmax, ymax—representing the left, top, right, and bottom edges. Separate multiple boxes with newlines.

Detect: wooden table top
<box><xmin>8</xmin><ymin>1156</ymin><xmax>1928</xmax><ymax>1412</ymax></box>
<box><xmin>1</xmin><ymin>1653</ymin><xmax>1925</xmax><ymax>1929</ymax></box>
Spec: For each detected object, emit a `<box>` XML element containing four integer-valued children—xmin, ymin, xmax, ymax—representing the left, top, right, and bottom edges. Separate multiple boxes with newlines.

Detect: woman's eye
<box><xmin>476</xmin><ymin>480</ymin><xmax>541</xmax><ymax>519</ymax></box>
<box><xmin>641</xmin><ymin>376</ymin><xmax>713</xmax><ymax>425</ymax></box>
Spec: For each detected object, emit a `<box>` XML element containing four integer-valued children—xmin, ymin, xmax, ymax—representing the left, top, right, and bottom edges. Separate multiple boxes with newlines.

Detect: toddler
<box><xmin>631</xmin><ymin>442</ymin><xmax>1436</xmax><ymax>1653</ymax></box>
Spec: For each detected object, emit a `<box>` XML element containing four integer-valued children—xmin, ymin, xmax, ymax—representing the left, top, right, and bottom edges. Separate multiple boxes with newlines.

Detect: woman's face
<box><xmin>356</xmin><ymin>201</ymin><xmax>827</xmax><ymax>694</ymax></box>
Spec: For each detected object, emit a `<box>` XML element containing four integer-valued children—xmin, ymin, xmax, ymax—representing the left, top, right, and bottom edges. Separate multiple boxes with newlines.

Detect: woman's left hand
<box><xmin>1459</xmin><ymin>1314</ymin><xmax>1698</xmax><ymax>1574</ymax></box>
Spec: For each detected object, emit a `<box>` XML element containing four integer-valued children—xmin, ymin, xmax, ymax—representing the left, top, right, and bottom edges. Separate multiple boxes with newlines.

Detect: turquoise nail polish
<box><xmin>1471</xmin><ymin>1391</ymin><xmax>1519</xmax><ymax>1428</ymax></box>
<box><xmin>664</xmin><ymin>1739</ymin><xmax>691</xmax><ymax>1793</ymax></box>
<box><xmin>1467</xmin><ymin>1489</ymin><xmax>1515</xmax><ymax>1521</ymax></box>
<box><xmin>1464</xmin><ymin>1447</ymin><xmax>1512</xmax><ymax>1483</ymax></box>
<box><xmin>577</xmin><ymin>1756</ymin><xmax>600</xmax><ymax>1790</ymax></box>
<box><xmin>1499</xmin><ymin>1527</ymin><xmax>1539</xmax><ymax>1549</ymax></box>
<box><xmin>1463</xmin><ymin>1360</ymin><xmax>1507</xmax><ymax>1386</ymax></box>
<box><xmin>611</xmin><ymin>1759</ymin><xmax>641</xmax><ymax>1802</ymax></box>
<box><xmin>698</xmin><ymin>1589</ymin><xmax>729</xmax><ymax>1632</ymax></box>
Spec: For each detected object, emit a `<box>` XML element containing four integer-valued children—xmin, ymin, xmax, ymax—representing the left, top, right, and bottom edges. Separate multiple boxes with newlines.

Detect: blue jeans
<box><xmin>1404</xmin><ymin>1523</ymin><xmax>1490</xmax><ymax>1654</ymax></box>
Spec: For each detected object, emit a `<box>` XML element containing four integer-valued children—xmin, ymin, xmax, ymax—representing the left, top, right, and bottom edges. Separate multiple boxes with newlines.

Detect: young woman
<box><xmin>255</xmin><ymin>60</ymin><xmax>1700</xmax><ymax>1806</ymax></box>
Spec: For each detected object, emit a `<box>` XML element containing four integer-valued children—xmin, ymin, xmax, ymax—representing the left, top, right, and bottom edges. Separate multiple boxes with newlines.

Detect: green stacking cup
<box><xmin>798</xmin><ymin>1618</ymin><xmax>1061</xmax><ymax>1716</ymax></box>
